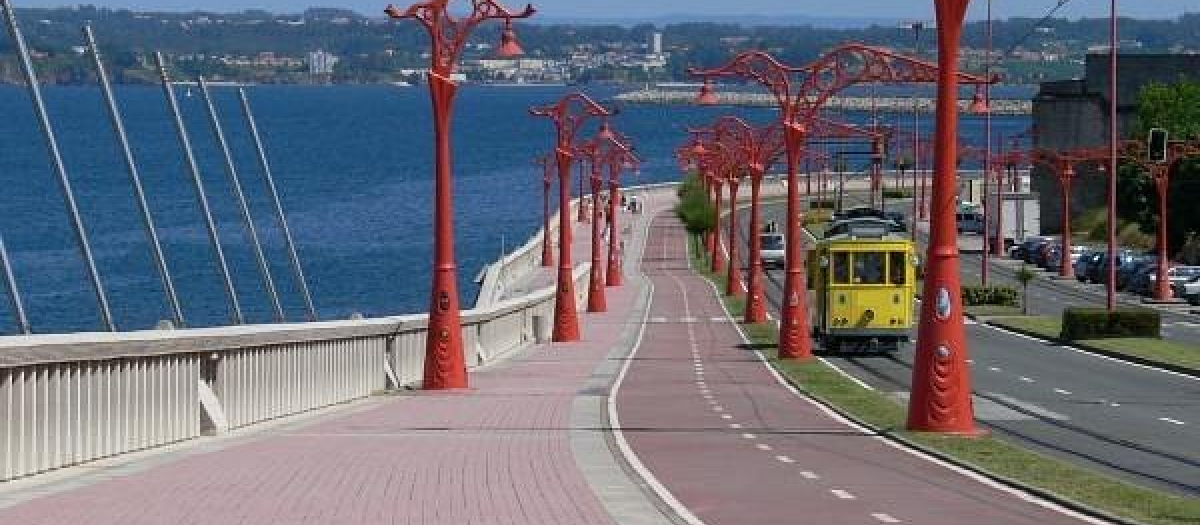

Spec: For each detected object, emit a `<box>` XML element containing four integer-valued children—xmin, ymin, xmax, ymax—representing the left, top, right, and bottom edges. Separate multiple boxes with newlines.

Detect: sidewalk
<box><xmin>0</xmin><ymin>189</ymin><xmax>677</xmax><ymax>525</ymax></box>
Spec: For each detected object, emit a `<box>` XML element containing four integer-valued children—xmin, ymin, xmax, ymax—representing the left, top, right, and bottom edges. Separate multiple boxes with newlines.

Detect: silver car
<box><xmin>759</xmin><ymin>233</ymin><xmax>786</xmax><ymax>269</ymax></box>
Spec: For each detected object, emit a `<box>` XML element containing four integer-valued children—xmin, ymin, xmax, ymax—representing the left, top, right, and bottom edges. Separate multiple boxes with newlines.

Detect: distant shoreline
<box><xmin>614</xmin><ymin>88</ymin><xmax>1033</xmax><ymax>115</ymax></box>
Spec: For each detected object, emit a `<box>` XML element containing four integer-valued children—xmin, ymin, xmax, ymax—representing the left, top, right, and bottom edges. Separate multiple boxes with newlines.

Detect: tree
<box><xmin>1121</xmin><ymin>80</ymin><xmax>1200</xmax><ymax>258</ymax></box>
<box><xmin>1015</xmin><ymin>265</ymin><xmax>1036</xmax><ymax>315</ymax></box>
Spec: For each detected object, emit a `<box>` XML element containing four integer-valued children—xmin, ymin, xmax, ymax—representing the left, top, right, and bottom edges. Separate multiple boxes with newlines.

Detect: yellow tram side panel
<box><xmin>809</xmin><ymin>238</ymin><xmax>917</xmax><ymax>339</ymax></box>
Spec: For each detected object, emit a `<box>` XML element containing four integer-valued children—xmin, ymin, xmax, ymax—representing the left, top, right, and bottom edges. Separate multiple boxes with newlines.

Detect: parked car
<box><xmin>1116</xmin><ymin>255</ymin><xmax>1156</xmax><ymax>291</ymax></box>
<box><xmin>1041</xmin><ymin>242</ymin><xmax>1063</xmax><ymax>270</ymax></box>
<box><xmin>1015</xmin><ymin>236</ymin><xmax>1052</xmax><ymax>264</ymax></box>
<box><xmin>1032</xmin><ymin>240</ymin><xmax>1058</xmax><ymax>269</ymax></box>
<box><xmin>1088</xmin><ymin>251</ymin><xmax>1137</xmax><ymax>284</ymax></box>
<box><xmin>956</xmin><ymin>212</ymin><xmax>985</xmax><ymax>234</ymax></box>
<box><xmin>1132</xmin><ymin>265</ymin><xmax>1200</xmax><ymax>297</ymax></box>
<box><xmin>1073</xmin><ymin>251</ymin><xmax>1102</xmax><ymax>282</ymax></box>
<box><xmin>759</xmin><ymin>233</ymin><xmax>786</xmax><ymax>269</ymax></box>
<box><xmin>1179</xmin><ymin>276</ymin><xmax>1200</xmax><ymax>305</ymax></box>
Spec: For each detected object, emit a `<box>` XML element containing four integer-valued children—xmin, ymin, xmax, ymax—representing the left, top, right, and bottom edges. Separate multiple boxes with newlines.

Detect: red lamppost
<box><xmin>576</xmin><ymin>126</ymin><xmax>636</xmax><ymax>310</ymax></box>
<box><xmin>530</xmin><ymin>92</ymin><xmax>613</xmax><ymax>342</ymax></box>
<box><xmin>692</xmin><ymin>43</ymin><xmax>992</xmax><ymax>362</ymax></box>
<box><xmin>535</xmin><ymin>153</ymin><xmax>554</xmax><ymax>267</ymax></box>
<box><xmin>1121</xmin><ymin>139</ymin><xmax>1200</xmax><ymax>300</ymax></box>
<box><xmin>712</xmin><ymin>116</ymin><xmax>784</xmax><ymax>322</ymax></box>
<box><xmin>1031</xmin><ymin>148</ymin><xmax>1107</xmax><ymax>280</ymax></box>
<box><xmin>907</xmin><ymin>0</ymin><xmax>977</xmax><ymax>434</ymax></box>
<box><xmin>386</xmin><ymin>0</ymin><xmax>534</xmax><ymax>390</ymax></box>
<box><xmin>597</xmin><ymin>126</ymin><xmax>639</xmax><ymax>288</ymax></box>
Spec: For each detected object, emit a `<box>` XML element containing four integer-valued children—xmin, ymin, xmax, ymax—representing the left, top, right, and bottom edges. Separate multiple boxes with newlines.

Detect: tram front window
<box><xmin>833</xmin><ymin>252</ymin><xmax>850</xmax><ymax>284</ymax></box>
<box><xmin>854</xmin><ymin>252</ymin><xmax>886</xmax><ymax>284</ymax></box>
<box><xmin>889</xmin><ymin>252</ymin><xmax>907</xmax><ymax>284</ymax></box>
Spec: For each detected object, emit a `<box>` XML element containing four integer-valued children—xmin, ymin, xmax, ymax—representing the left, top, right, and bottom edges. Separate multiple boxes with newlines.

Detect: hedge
<box><xmin>961</xmin><ymin>286</ymin><xmax>1019</xmax><ymax>307</ymax></box>
<box><xmin>881</xmin><ymin>189</ymin><xmax>913</xmax><ymax>198</ymax></box>
<box><xmin>809</xmin><ymin>200</ymin><xmax>836</xmax><ymax>209</ymax></box>
<box><xmin>1060</xmin><ymin>307</ymin><xmax>1161</xmax><ymax>340</ymax></box>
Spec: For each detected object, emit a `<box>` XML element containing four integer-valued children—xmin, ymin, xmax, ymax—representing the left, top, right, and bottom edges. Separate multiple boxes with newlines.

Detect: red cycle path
<box><xmin>614</xmin><ymin>214</ymin><xmax>1101</xmax><ymax>525</ymax></box>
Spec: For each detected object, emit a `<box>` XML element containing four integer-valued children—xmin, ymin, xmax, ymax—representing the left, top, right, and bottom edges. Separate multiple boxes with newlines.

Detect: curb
<box><xmin>972</xmin><ymin>315</ymin><xmax>1200</xmax><ymax>380</ymax></box>
<box><xmin>764</xmin><ymin>361</ymin><xmax>1145</xmax><ymax>525</ymax></box>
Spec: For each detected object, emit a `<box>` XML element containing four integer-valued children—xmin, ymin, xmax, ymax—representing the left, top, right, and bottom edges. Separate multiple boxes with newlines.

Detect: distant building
<box><xmin>651</xmin><ymin>32</ymin><xmax>663</xmax><ymax>56</ymax></box>
<box><xmin>307</xmin><ymin>50</ymin><xmax>339</xmax><ymax>75</ymax></box>
<box><xmin>1032</xmin><ymin>53</ymin><xmax>1200</xmax><ymax>232</ymax></box>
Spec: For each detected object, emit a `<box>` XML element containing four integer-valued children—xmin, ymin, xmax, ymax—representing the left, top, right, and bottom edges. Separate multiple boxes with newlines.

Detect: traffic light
<box><xmin>1148</xmin><ymin>127</ymin><xmax>1169</xmax><ymax>164</ymax></box>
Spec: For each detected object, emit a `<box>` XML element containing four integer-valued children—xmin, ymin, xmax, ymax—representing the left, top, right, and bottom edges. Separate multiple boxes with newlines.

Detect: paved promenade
<box><xmin>0</xmin><ymin>186</ymin><xmax>1110</xmax><ymax>525</ymax></box>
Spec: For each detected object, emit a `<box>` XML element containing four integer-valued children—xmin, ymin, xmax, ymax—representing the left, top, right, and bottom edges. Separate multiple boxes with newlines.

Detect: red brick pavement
<box><xmin>0</xmin><ymin>195</ymin><xmax>667</xmax><ymax>525</ymax></box>
<box><xmin>613</xmin><ymin>214</ymin><xmax>1106</xmax><ymax>525</ymax></box>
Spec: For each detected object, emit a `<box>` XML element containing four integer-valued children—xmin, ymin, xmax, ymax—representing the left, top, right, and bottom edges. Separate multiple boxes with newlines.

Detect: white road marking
<box><xmin>713</xmin><ymin>406</ymin><xmax>724</xmax><ymax>412</ymax></box>
<box><xmin>729</xmin><ymin>423</ymin><xmax>742</xmax><ymax>429</ymax></box>
<box><xmin>775</xmin><ymin>455</ymin><xmax>795</xmax><ymax>463</ymax></box>
<box><xmin>1019</xmin><ymin>376</ymin><xmax>1035</xmax><ymax>383</ymax></box>
<box><xmin>800</xmin><ymin>471</ymin><xmax>820</xmax><ymax>480</ymax></box>
<box><xmin>966</xmin><ymin>359</ymin><xmax>974</xmax><ymax>364</ymax></box>
<box><xmin>871</xmin><ymin>513</ymin><xmax>902</xmax><ymax>523</ymax></box>
<box><xmin>756</xmin><ymin>443</ymin><xmax>772</xmax><ymax>451</ymax></box>
<box><xmin>831</xmin><ymin>489</ymin><xmax>856</xmax><ymax>500</ymax></box>
<box><xmin>649</xmin><ymin>316</ymin><xmax>668</xmax><ymax>323</ymax></box>
<box><xmin>720</xmin><ymin>414</ymin><xmax>732</xmax><ymax>419</ymax></box>
<box><xmin>1159</xmin><ymin>417</ymin><xmax>1186</xmax><ymax>426</ymax></box>
<box><xmin>710</xmin><ymin>317</ymin><xmax>727</xmax><ymax>322</ymax></box>
<box><xmin>988</xmin><ymin>366</ymin><xmax>1001</xmax><ymax>372</ymax></box>
<box><xmin>1054</xmin><ymin>388</ymin><xmax>1072</xmax><ymax>395</ymax></box>
<box><xmin>680</xmin><ymin>316</ymin><xmax>698</xmax><ymax>323</ymax></box>
<box><xmin>741</xmin><ymin>433</ymin><xmax>756</xmax><ymax>439</ymax></box>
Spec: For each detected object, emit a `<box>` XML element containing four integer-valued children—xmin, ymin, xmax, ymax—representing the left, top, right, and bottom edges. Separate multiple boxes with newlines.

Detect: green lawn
<box><xmin>683</xmin><ymin>238</ymin><xmax>1200</xmax><ymax>525</ymax></box>
<box><xmin>964</xmin><ymin>304</ymin><xmax>1025</xmax><ymax>317</ymax></box>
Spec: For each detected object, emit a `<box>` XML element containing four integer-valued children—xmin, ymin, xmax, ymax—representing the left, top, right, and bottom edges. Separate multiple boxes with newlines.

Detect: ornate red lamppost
<box><xmin>530</xmin><ymin>92</ymin><xmax>613</xmax><ymax>341</ymax></box>
<box><xmin>907</xmin><ymin>0</ymin><xmax>979</xmax><ymax>434</ymax></box>
<box><xmin>535</xmin><ymin>153</ymin><xmax>554</xmax><ymax>267</ymax></box>
<box><xmin>1031</xmin><ymin>148</ymin><xmax>1107</xmax><ymax>280</ymax></box>
<box><xmin>575</xmin><ymin>126</ymin><xmax>636</xmax><ymax>310</ymax></box>
<box><xmin>718</xmin><ymin>142</ymin><xmax>746</xmax><ymax>297</ymax></box>
<box><xmin>386</xmin><ymin>0</ymin><xmax>534</xmax><ymax>390</ymax></box>
<box><xmin>598</xmin><ymin>126</ymin><xmax>639</xmax><ymax>288</ymax></box>
<box><xmin>1121</xmin><ymin>138</ymin><xmax>1200</xmax><ymax>300</ymax></box>
<box><xmin>692</xmin><ymin>43</ymin><xmax>992</xmax><ymax>364</ymax></box>
<box><xmin>712</xmin><ymin>116</ymin><xmax>784</xmax><ymax>322</ymax></box>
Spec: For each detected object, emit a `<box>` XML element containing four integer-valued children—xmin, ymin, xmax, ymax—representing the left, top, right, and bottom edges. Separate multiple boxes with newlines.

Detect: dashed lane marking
<box><xmin>1019</xmin><ymin>376</ymin><xmax>1035</xmax><ymax>383</ymax></box>
<box><xmin>1054</xmin><ymin>388</ymin><xmax>1072</xmax><ymax>395</ymax></box>
<box><xmin>872</xmin><ymin>513</ymin><xmax>902</xmax><ymax>523</ymax></box>
<box><xmin>741</xmin><ymin>433</ymin><xmax>756</xmax><ymax>439</ymax></box>
<box><xmin>775</xmin><ymin>455</ymin><xmax>795</xmax><ymax>464</ymax></box>
<box><xmin>1159</xmin><ymin>417</ymin><xmax>1186</xmax><ymax>426</ymax></box>
<box><xmin>720</xmin><ymin>414</ymin><xmax>733</xmax><ymax>419</ymax></box>
<box><xmin>831</xmin><ymin>489</ymin><xmax>857</xmax><ymax>500</ymax></box>
<box><xmin>988</xmin><ymin>366</ymin><xmax>1001</xmax><ymax>372</ymax></box>
<box><xmin>800</xmin><ymin>471</ymin><xmax>820</xmax><ymax>480</ymax></box>
<box><xmin>756</xmin><ymin>443</ymin><xmax>773</xmax><ymax>451</ymax></box>
<box><xmin>729</xmin><ymin>423</ymin><xmax>742</xmax><ymax>429</ymax></box>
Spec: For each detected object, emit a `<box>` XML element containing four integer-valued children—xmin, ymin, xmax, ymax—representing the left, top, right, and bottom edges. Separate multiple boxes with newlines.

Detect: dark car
<box><xmin>1116</xmin><ymin>255</ymin><xmax>1156</xmax><ymax>291</ymax></box>
<box><xmin>1073</xmin><ymin>251</ymin><xmax>1102</xmax><ymax>282</ymax></box>
<box><xmin>1088</xmin><ymin>251</ymin><xmax>1137</xmax><ymax>285</ymax></box>
<box><xmin>1015</xmin><ymin>236</ymin><xmax>1051</xmax><ymax>263</ymax></box>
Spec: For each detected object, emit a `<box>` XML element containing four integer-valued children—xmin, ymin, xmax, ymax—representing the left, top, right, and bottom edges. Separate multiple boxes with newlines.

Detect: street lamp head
<box><xmin>696</xmin><ymin>78</ymin><xmax>720</xmax><ymax>105</ymax></box>
<box><xmin>496</xmin><ymin>18</ymin><xmax>525</xmax><ymax>57</ymax></box>
<box><xmin>968</xmin><ymin>86</ymin><xmax>990</xmax><ymax>114</ymax></box>
<box><xmin>598</xmin><ymin>119</ymin><xmax>615</xmax><ymax>140</ymax></box>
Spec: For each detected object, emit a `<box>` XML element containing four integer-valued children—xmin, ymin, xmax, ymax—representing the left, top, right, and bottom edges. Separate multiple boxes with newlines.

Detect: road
<box><xmin>616</xmin><ymin>213</ymin><xmax>1102</xmax><ymax>525</ymax></box>
<box><xmin>738</xmin><ymin>201</ymin><xmax>1200</xmax><ymax>496</ymax></box>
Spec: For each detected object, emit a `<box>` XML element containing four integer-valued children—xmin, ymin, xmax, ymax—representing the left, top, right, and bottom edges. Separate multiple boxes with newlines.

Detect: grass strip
<box><xmin>988</xmin><ymin>316</ymin><xmax>1200</xmax><ymax>372</ymax></box>
<box><xmin>685</xmin><ymin>238</ymin><xmax>1200</xmax><ymax>525</ymax></box>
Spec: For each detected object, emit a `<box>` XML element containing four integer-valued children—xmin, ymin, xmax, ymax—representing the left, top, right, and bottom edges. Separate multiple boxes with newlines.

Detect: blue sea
<box><xmin>0</xmin><ymin>83</ymin><xmax>1032</xmax><ymax>334</ymax></box>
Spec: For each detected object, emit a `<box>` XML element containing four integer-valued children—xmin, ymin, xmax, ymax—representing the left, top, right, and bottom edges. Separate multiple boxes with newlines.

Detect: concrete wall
<box><xmin>1031</xmin><ymin>53</ymin><xmax>1200</xmax><ymax>235</ymax></box>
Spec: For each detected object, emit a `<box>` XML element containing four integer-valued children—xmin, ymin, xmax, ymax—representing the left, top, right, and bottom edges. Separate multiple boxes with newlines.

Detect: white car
<box><xmin>759</xmin><ymin>233</ymin><xmax>786</xmax><ymax>269</ymax></box>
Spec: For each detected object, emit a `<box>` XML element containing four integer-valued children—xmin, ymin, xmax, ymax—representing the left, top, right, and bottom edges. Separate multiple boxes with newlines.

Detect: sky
<box><xmin>11</xmin><ymin>0</ymin><xmax>1198</xmax><ymax>21</ymax></box>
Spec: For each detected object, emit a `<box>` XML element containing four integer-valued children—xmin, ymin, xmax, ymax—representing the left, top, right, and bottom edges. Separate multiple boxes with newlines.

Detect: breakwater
<box><xmin>614</xmin><ymin>89</ymin><xmax>1032</xmax><ymax>116</ymax></box>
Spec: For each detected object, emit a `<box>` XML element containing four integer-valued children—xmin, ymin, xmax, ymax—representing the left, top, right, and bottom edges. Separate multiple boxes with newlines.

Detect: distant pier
<box><xmin>614</xmin><ymin>88</ymin><xmax>1032</xmax><ymax>115</ymax></box>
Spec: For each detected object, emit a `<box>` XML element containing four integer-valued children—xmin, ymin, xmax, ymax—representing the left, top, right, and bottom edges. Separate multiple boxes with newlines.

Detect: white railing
<box><xmin>0</xmin><ymin>247</ymin><xmax>591</xmax><ymax>483</ymax></box>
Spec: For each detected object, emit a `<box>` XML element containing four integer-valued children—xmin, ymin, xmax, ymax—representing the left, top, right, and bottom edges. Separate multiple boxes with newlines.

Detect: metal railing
<box><xmin>0</xmin><ymin>233</ymin><xmax>591</xmax><ymax>483</ymax></box>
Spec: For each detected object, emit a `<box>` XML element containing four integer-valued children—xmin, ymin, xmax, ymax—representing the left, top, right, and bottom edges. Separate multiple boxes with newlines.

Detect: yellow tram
<box><xmin>809</xmin><ymin>217</ymin><xmax>918</xmax><ymax>352</ymax></box>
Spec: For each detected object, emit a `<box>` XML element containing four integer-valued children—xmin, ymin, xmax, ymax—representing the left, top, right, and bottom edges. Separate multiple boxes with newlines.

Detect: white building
<box><xmin>307</xmin><ymin>50</ymin><xmax>339</xmax><ymax>75</ymax></box>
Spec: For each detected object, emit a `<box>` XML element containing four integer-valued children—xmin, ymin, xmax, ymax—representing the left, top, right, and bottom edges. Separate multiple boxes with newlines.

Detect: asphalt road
<box><xmin>739</xmin><ymin>202</ymin><xmax>1200</xmax><ymax>496</ymax></box>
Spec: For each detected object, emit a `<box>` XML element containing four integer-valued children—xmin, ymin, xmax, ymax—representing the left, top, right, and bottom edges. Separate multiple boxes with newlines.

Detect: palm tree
<box><xmin>1015</xmin><ymin>264</ymin><xmax>1036</xmax><ymax>314</ymax></box>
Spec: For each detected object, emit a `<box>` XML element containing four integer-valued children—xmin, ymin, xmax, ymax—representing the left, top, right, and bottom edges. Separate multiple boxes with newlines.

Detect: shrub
<box><xmin>961</xmin><ymin>286</ymin><xmax>1019</xmax><ymax>307</ymax></box>
<box><xmin>674</xmin><ymin>175</ymin><xmax>715</xmax><ymax>235</ymax></box>
<box><xmin>1060</xmin><ymin>307</ymin><xmax>1160</xmax><ymax>340</ymax></box>
<box><xmin>809</xmin><ymin>200</ymin><xmax>836</xmax><ymax>209</ymax></box>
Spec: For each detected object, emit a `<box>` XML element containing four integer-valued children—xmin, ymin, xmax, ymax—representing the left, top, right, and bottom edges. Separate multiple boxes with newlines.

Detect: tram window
<box><xmin>833</xmin><ymin>252</ymin><xmax>850</xmax><ymax>283</ymax></box>
<box><xmin>889</xmin><ymin>252</ymin><xmax>907</xmax><ymax>284</ymax></box>
<box><xmin>854</xmin><ymin>252</ymin><xmax>886</xmax><ymax>284</ymax></box>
